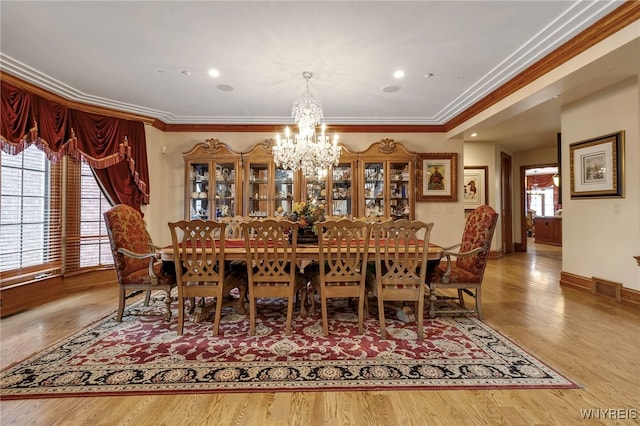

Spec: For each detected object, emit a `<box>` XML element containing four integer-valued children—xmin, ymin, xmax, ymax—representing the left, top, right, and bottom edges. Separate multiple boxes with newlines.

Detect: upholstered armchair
<box><xmin>104</xmin><ymin>204</ymin><xmax>176</xmax><ymax>322</ymax></box>
<box><xmin>428</xmin><ymin>205</ymin><xmax>498</xmax><ymax>320</ymax></box>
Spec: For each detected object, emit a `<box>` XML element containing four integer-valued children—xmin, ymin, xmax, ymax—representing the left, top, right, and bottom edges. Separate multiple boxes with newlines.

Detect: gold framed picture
<box><xmin>417</xmin><ymin>153</ymin><xmax>458</xmax><ymax>202</ymax></box>
<box><xmin>570</xmin><ymin>131</ymin><xmax>624</xmax><ymax>199</ymax></box>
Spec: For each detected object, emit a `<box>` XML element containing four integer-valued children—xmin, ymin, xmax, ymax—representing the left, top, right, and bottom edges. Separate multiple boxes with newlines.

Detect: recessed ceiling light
<box><xmin>217</xmin><ymin>84</ymin><xmax>234</xmax><ymax>92</ymax></box>
<box><xmin>181</xmin><ymin>70</ymin><xmax>191</xmax><ymax>76</ymax></box>
<box><xmin>393</xmin><ymin>70</ymin><xmax>405</xmax><ymax>79</ymax></box>
<box><xmin>471</xmin><ymin>133</ymin><xmax>477</xmax><ymax>138</ymax></box>
<box><xmin>382</xmin><ymin>85</ymin><xmax>401</xmax><ymax>93</ymax></box>
<box><xmin>208</xmin><ymin>69</ymin><xmax>220</xmax><ymax>78</ymax></box>
<box><xmin>424</xmin><ymin>73</ymin><xmax>435</xmax><ymax>79</ymax></box>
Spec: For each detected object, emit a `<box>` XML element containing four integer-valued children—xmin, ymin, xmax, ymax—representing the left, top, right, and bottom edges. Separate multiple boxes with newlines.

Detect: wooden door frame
<box><xmin>501</xmin><ymin>152</ymin><xmax>513</xmax><ymax>254</ymax></box>
<box><xmin>518</xmin><ymin>162</ymin><xmax>558</xmax><ymax>252</ymax></box>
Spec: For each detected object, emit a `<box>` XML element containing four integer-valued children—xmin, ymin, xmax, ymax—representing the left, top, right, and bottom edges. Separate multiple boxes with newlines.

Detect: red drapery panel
<box><xmin>526</xmin><ymin>174</ymin><xmax>559</xmax><ymax>213</ymax></box>
<box><xmin>0</xmin><ymin>81</ymin><xmax>150</xmax><ymax>209</ymax></box>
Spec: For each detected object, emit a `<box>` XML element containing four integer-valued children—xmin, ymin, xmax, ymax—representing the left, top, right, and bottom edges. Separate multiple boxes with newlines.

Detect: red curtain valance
<box><xmin>0</xmin><ymin>80</ymin><xmax>150</xmax><ymax>208</ymax></box>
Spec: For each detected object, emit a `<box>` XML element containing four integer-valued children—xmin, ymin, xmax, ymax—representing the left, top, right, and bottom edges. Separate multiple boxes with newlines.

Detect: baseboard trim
<box><xmin>488</xmin><ymin>249</ymin><xmax>503</xmax><ymax>259</ymax></box>
<box><xmin>560</xmin><ymin>271</ymin><xmax>640</xmax><ymax>307</ymax></box>
<box><xmin>0</xmin><ymin>270</ymin><xmax>115</xmax><ymax>317</ymax></box>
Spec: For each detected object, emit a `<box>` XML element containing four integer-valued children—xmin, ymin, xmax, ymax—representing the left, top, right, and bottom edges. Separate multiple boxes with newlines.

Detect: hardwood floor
<box><xmin>2</xmin><ymin>242</ymin><xmax>639</xmax><ymax>425</ymax></box>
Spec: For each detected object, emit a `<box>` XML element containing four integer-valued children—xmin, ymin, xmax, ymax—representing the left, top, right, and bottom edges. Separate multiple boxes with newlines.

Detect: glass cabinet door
<box><xmin>304</xmin><ymin>171</ymin><xmax>327</xmax><ymax>205</ymax></box>
<box><xmin>389</xmin><ymin>161</ymin><xmax>411</xmax><ymax>219</ymax></box>
<box><xmin>330</xmin><ymin>164</ymin><xmax>353</xmax><ymax>217</ymax></box>
<box><xmin>246</xmin><ymin>162</ymin><xmax>270</xmax><ymax>218</ymax></box>
<box><xmin>274</xmin><ymin>168</ymin><xmax>295</xmax><ymax>215</ymax></box>
<box><xmin>188</xmin><ymin>162</ymin><xmax>210</xmax><ymax>220</ymax></box>
<box><xmin>362</xmin><ymin>162</ymin><xmax>385</xmax><ymax>218</ymax></box>
<box><xmin>213</xmin><ymin>161</ymin><xmax>237</xmax><ymax>218</ymax></box>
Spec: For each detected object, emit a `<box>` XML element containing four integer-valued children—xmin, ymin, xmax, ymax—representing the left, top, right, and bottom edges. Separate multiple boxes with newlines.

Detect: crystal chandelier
<box><xmin>273</xmin><ymin>71</ymin><xmax>341</xmax><ymax>178</ymax></box>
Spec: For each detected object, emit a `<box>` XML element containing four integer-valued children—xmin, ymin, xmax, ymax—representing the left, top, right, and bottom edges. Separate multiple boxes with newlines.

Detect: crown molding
<box><xmin>3</xmin><ymin>2</ymin><xmax>638</xmax><ymax>134</ymax></box>
<box><xmin>445</xmin><ymin>1</ymin><xmax>640</xmax><ymax>131</ymax></box>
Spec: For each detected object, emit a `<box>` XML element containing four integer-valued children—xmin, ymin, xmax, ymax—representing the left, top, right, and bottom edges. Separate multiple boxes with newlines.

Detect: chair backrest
<box><xmin>370</xmin><ymin>219</ymin><xmax>434</xmax><ymax>289</ymax></box>
<box><xmin>457</xmin><ymin>205</ymin><xmax>499</xmax><ymax>280</ymax></box>
<box><xmin>220</xmin><ymin>216</ymin><xmax>247</xmax><ymax>238</ymax></box>
<box><xmin>241</xmin><ymin>219</ymin><xmax>299</xmax><ymax>285</ymax></box>
<box><xmin>168</xmin><ymin>220</ymin><xmax>227</xmax><ymax>284</ymax></box>
<box><xmin>357</xmin><ymin>216</ymin><xmax>390</xmax><ymax>224</ymax></box>
<box><xmin>104</xmin><ymin>204</ymin><xmax>154</xmax><ymax>282</ymax></box>
<box><xmin>318</xmin><ymin>219</ymin><xmax>370</xmax><ymax>285</ymax></box>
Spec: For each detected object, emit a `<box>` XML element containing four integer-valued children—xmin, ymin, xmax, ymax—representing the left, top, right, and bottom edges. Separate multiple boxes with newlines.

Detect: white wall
<box><xmin>142</xmin><ymin>131</ymin><xmax>466</xmax><ymax>248</ymax></box>
<box><xmin>464</xmin><ymin>141</ymin><xmax>502</xmax><ymax>252</ymax></box>
<box><xmin>561</xmin><ymin>77</ymin><xmax>640</xmax><ymax>291</ymax></box>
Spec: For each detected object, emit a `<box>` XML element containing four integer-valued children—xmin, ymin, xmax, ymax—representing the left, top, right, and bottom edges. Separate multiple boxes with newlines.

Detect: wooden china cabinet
<box><xmin>183</xmin><ymin>139</ymin><xmax>242</xmax><ymax>220</ymax></box>
<box><xmin>183</xmin><ymin>138</ymin><xmax>417</xmax><ymax>221</ymax></box>
<box><xmin>302</xmin><ymin>145</ymin><xmax>358</xmax><ymax>218</ymax></box>
<box><xmin>357</xmin><ymin>139</ymin><xmax>416</xmax><ymax>220</ymax></box>
<box><xmin>242</xmin><ymin>140</ymin><xmax>299</xmax><ymax>218</ymax></box>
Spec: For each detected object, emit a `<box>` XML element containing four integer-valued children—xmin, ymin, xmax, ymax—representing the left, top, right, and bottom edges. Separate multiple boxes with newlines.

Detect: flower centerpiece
<box><xmin>288</xmin><ymin>199</ymin><xmax>325</xmax><ymax>243</ymax></box>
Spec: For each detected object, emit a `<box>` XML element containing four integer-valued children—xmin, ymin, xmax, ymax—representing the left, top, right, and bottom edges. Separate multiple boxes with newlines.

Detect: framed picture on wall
<box><xmin>463</xmin><ymin>166</ymin><xmax>488</xmax><ymax>210</ymax></box>
<box><xmin>570</xmin><ymin>131</ymin><xmax>624</xmax><ymax>199</ymax></box>
<box><xmin>417</xmin><ymin>153</ymin><xmax>458</xmax><ymax>202</ymax></box>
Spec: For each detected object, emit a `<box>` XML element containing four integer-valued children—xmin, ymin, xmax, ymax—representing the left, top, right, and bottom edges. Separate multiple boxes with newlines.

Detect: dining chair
<box><xmin>370</xmin><ymin>219</ymin><xmax>434</xmax><ymax>340</ymax></box>
<box><xmin>104</xmin><ymin>204</ymin><xmax>177</xmax><ymax>322</ymax></box>
<box><xmin>218</xmin><ymin>216</ymin><xmax>250</xmax><ymax>305</ymax></box>
<box><xmin>316</xmin><ymin>219</ymin><xmax>371</xmax><ymax>336</ymax></box>
<box><xmin>219</xmin><ymin>216</ymin><xmax>247</xmax><ymax>238</ymax></box>
<box><xmin>428</xmin><ymin>204</ymin><xmax>498</xmax><ymax>320</ymax></box>
<box><xmin>240</xmin><ymin>219</ymin><xmax>306</xmax><ymax>336</ymax></box>
<box><xmin>168</xmin><ymin>220</ymin><xmax>229</xmax><ymax>335</ymax></box>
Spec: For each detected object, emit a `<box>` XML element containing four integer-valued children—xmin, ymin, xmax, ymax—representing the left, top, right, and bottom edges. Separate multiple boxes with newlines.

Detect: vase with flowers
<box><xmin>288</xmin><ymin>200</ymin><xmax>325</xmax><ymax>243</ymax></box>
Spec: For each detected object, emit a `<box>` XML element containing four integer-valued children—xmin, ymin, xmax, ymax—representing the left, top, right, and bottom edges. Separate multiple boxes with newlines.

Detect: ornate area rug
<box><xmin>0</xmin><ymin>296</ymin><xmax>577</xmax><ymax>399</ymax></box>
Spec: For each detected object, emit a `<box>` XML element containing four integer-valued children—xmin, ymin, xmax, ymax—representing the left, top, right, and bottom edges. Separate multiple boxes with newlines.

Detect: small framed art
<box><xmin>417</xmin><ymin>153</ymin><xmax>458</xmax><ymax>202</ymax></box>
<box><xmin>463</xmin><ymin>166</ymin><xmax>488</xmax><ymax>210</ymax></box>
<box><xmin>570</xmin><ymin>131</ymin><xmax>624</xmax><ymax>199</ymax></box>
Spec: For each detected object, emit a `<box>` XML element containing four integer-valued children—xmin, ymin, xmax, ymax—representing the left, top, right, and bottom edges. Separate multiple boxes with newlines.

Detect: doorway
<box><xmin>520</xmin><ymin>164</ymin><xmax>559</xmax><ymax>252</ymax></box>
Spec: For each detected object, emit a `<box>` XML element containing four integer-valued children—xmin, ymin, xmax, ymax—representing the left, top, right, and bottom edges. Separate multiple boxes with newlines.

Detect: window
<box><xmin>1</xmin><ymin>146</ymin><xmax>61</xmax><ymax>277</ymax></box>
<box><xmin>79</xmin><ymin>161</ymin><xmax>113</xmax><ymax>269</ymax></box>
<box><xmin>0</xmin><ymin>146</ymin><xmax>112</xmax><ymax>285</ymax></box>
<box><xmin>528</xmin><ymin>187</ymin><xmax>555</xmax><ymax>217</ymax></box>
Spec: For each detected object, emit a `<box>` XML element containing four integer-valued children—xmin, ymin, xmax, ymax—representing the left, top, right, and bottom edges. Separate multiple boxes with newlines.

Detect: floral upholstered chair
<box><xmin>104</xmin><ymin>204</ymin><xmax>176</xmax><ymax>322</ymax></box>
<box><xmin>428</xmin><ymin>205</ymin><xmax>498</xmax><ymax>320</ymax></box>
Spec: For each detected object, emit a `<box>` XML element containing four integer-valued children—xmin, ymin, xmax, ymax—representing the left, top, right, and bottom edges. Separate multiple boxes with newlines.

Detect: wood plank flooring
<box><xmin>2</xmin><ymin>242</ymin><xmax>639</xmax><ymax>425</ymax></box>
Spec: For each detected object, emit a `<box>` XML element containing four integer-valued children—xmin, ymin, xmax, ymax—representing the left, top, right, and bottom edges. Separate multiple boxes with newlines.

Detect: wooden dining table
<box><xmin>160</xmin><ymin>238</ymin><xmax>443</xmax><ymax>323</ymax></box>
<box><xmin>160</xmin><ymin>239</ymin><xmax>443</xmax><ymax>262</ymax></box>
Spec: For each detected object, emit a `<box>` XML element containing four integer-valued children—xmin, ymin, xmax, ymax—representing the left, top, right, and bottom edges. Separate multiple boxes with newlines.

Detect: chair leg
<box><xmin>177</xmin><ymin>287</ymin><xmax>185</xmax><ymax>335</ymax></box>
<box><xmin>457</xmin><ymin>289</ymin><xmax>466</xmax><ymax>308</ymax></box>
<box><xmin>416</xmin><ymin>297</ymin><xmax>424</xmax><ymax>340</ymax></box>
<box><xmin>117</xmin><ymin>287</ymin><xmax>126</xmax><ymax>322</ymax></box>
<box><xmin>284</xmin><ymin>296</ymin><xmax>294</xmax><ymax>336</ymax></box>
<box><xmin>143</xmin><ymin>289</ymin><xmax>151</xmax><ymax>307</ymax></box>
<box><xmin>212</xmin><ymin>291</ymin><xmax>223</xmax><ymax>335</ymax></box>
<box><xmin>357</xmin><ymin>289</ymin><xmax>365</xmax><ymax>335</ymax></box>
<box><xmin>475</xmin><ymin>286</ymin><xmax>483</xmax><ymax>320</ymax></box>
<box><xmin>378</xmin><ymin>295</ymin><xmax>387</xmax><ymax>340</ymax></box>
<box><xmin>320</xmin><ymin>289</ymin><xmax>329</xmax><ymax>336</ymax></box>
<box><xmin>249</xmin><ymin>297</ymin><xmax>256</xmax><ymax>336</ymax></box>
<box><xmin>236</xmin><ymin>284</ymin><xmax>247</xmax><ymax>315</ymax></box>
<box><xmin>428</xmin><ymin>283</ymin><xmax>437</xmax><ymax>319</ymax></box>
<box><xmin>164</xmin><ymin>289</ymin><xmax>172</xmax><ymax>321</ymax></box>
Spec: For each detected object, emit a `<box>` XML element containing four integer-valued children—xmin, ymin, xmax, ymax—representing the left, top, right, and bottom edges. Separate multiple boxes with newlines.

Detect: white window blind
<box><xmin>1</xmin><ymin>147</ymin><xmax>113</xmax><ymax>284</ymax></box>
<box><xmin>63</xmin><ymin>158</ymin><xmax>113</xmax><ymax>275</ymax></box>
<box><xmin>0</xmin><ymin>146</ymin><xmax>62</xmax><ymax>278</ymax></box>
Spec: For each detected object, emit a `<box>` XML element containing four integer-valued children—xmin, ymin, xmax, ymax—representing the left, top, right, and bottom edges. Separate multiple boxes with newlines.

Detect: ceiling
<box><xmin>1</xmin><ymin>1</ymin><xmax>637</xmax><ymax>153</ymax></box>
